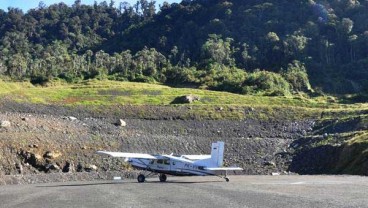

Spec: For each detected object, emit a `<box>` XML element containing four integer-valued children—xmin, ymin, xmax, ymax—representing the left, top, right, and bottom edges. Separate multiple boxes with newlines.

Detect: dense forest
<box><xmin>0</xmin><ymin>0</ymin><xmax>367</xmax><ymax>96</ymax></box>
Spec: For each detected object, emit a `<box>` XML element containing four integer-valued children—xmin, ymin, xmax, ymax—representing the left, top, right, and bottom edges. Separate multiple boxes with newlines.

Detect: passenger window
<box><xmin>157</xmin><ymin>159</ymin><xmax>163</xmax><ymax>164</ymax></box>
<box><xmin>164</xmin><ymin>159</ymin><xmax>170</xmax><ymax>165</ymax></box>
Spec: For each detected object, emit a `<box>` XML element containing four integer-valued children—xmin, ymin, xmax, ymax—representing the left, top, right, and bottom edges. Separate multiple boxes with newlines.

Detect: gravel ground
<box><xmin>0</xmin><ymin>175</ymin><xmax>367</xmax><ymax>208</ymax></box>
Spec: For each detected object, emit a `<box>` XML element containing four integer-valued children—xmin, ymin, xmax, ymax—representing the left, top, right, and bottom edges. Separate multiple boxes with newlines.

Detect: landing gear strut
<box><xmin>159</xmin><ymin>174</ymin><xmax>167</xmax><ymax>182</ymax></box>
<box><xmin>137</xmin><ymin>174</ymin><xmax>145</xmax><ymax>183</ymax></box>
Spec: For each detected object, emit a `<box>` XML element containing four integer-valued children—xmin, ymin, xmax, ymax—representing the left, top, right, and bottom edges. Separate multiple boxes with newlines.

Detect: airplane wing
<box><xmin>205</xmin><ymin>167</ymin><xmax>243</xmax><ymax>171</ymax></box>
<box><xmin>181</xmin><ymin>155</ymin><xmax>211</xmax><ymax>160</ymax></box>
<box><xmin>96</xmin><ymin>151</ymin><xmax>157</xmax><ymax>159</ymax></box>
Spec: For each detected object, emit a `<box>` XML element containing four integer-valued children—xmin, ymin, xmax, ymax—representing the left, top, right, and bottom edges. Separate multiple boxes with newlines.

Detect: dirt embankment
<box><xmin>0</xmin><ymin>100</ymin><xmax>316</xmax><ymax>184</ymax></box>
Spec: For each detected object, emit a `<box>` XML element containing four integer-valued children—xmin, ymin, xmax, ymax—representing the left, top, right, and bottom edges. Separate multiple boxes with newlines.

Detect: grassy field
<box><xmin>0</xmin><ymin>79</ymin><xmax>367</xmax><ymax>121</ymax></box>
<box><xmin>0</xmin><ymin>79</ymin><xmax>366</xmax><ymax>109</ymax></box>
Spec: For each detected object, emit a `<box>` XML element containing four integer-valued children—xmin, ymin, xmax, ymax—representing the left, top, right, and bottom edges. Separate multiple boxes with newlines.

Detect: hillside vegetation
<box><xmin>0</xmin><ymin>0</ymin><xmax>367</xmax><ymax>95</ymax></box>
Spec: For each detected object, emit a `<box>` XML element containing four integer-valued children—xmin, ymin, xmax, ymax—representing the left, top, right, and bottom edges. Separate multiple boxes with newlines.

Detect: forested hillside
<box><xmin>0</xmin><ymin>0</ymin><xmax>367</xmax><ymax>95</ymax></box>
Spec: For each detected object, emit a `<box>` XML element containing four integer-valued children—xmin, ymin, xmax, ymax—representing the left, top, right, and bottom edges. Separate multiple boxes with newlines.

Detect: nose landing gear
<box><xmin>137</xmin><ymin>174</ymin><xmax>146</xmax><ymax>183</ymax></box>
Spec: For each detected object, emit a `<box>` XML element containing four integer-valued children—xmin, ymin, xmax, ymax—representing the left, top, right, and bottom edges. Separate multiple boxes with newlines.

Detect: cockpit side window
<box><xmin>157</xmin><ymin>159</ymin><xmax>163</xmax><ymax>164</ymax></box>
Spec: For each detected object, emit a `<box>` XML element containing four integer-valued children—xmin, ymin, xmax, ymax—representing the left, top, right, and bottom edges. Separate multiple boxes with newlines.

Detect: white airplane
<box><xmin>97</xmin><ymin>141</ymin><xmax>243</xmax><ymax>183</ymax></box>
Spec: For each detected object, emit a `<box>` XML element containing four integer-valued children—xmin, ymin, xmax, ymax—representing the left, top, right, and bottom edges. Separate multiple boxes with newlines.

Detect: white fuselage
<box><xmin>128</xmin><ymin>155</ymin><xmax>216</xmax><ymax>176</ymax></box>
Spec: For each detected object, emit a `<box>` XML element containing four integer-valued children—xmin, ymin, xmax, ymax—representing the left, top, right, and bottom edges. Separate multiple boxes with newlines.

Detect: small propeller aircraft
<box><xmin>97</xmin><ymin>141</ymin><xmax>243</xmax><ymax>183</ymax></box>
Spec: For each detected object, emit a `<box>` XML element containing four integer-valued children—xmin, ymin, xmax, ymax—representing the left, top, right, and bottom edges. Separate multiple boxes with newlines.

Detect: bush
<box><xmin>30</xmin><ymin>75</ymin><xmax>50</xmax><ymax>86</ymax></box>
<box><xmin>243</xmin><ymin>70</ymin><xmax>291</xmax><ymax>96</ymax></box>
<box><xmin>131</xmin><ymin>75</ymin><xmax>157</xmax><ymax>83</ymax></box>
<box><xmin>200</xmin><ymin>66</ymin><xmax>247</xmax><ymax>93</ymax></box>
<box><xmin>282</xmin><ymin>60</ymin><xmax>313</xmax><ymax>93</ymax></box>
<box><xmin>165</xmin><ymin>66</ymin><xmax>204</xmax><ymax>85</ymax></box>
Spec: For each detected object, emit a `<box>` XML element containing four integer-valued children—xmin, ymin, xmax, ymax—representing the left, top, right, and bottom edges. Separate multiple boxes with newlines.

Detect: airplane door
<box><xmin>163</xmin><ymin>158</ymin><xmax>171</xmax><ymax>171</ymax></box>
<box><xmin>153</xmin><ymin>158</ymin><xmax>171</xmax><ymax>171</ymax></box>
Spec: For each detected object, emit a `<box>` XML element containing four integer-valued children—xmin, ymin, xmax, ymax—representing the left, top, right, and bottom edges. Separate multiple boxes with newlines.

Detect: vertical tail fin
<box><xmin>211</xmin><ymin>141</ymin><xmax>224</xmax><ymax>167</ymax></box>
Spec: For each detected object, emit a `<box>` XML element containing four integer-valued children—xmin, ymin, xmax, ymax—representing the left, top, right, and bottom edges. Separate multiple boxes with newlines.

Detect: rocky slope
<box><xmin>0</xmin><ymin>99</ymin><xmax>318</xmax><ymax>184</ymax></box>
<box><xmin>0</xmin><ymin>99</ymin><xmax>366</xmax><ymax>185</ymax></box>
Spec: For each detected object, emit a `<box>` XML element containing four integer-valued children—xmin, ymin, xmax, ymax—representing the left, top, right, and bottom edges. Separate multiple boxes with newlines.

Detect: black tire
<box><xmin>225</xmin><ymin>177</ymin><xmax>229</xmax><ymax>182</ymax></box>
<box><xmin>159</xmin><ymin>174</ymin><xmax>167</xmax><ymax>182</ymax></box>
<box><xmin>137</xmin><ymin>174</ymin><xmax>145</xmax><ymax>183</ymax></box>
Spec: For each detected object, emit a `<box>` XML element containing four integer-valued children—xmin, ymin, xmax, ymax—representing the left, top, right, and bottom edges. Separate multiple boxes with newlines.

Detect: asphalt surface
<box><xmin>0</xmin><ymin>175</ymin><xmax>367</xmax><ymax>208</ymax></box>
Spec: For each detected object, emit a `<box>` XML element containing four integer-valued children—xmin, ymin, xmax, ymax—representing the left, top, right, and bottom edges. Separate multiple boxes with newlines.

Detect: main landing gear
<box><xmin>137</xmin><ymin>173</ymin><xmax>168</xmax><ymax>183</ymax></box>
<box><xmin>137</xmin><ymin>174</ymin><xmax>145</xmax><ymax>183</ymax></box>
<box><xmin>159</xmin><ymin>174</ymin><xmax>167</xmax><ymax>182</ymax></box>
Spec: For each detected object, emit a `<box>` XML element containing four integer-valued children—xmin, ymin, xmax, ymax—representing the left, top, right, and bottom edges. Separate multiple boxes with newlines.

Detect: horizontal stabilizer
<box><xmin>205</xmin><ymin>167</ymin><xmax>243</xmax><ymax>171</ymax></box>
<box><xmin>96</xmin><ymin>151</ymin><xmax>157</xmax><ymax>159</ymax></box>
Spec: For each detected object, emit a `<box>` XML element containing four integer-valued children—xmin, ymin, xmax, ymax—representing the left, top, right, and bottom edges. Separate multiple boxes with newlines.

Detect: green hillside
<box><xmin>0</xmin><ymin>0</ymin><xmax>367</xmax><ymax>95</ymax></box>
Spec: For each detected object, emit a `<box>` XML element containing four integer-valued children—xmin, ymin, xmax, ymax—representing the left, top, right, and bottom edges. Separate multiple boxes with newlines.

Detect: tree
<box><xmin>340</xmin><ymin>18</ymin><xmax>354</xmax><ymax>35</ymax></box>
<box><xmin>284</xmin><ymin>33</ymin><xmax>308</xmax><ymax>60</ymax></box>
<box><xmin>201</xmin><ymin>34</ymin><xmax>235</xmax><ymax>68</ymax></box>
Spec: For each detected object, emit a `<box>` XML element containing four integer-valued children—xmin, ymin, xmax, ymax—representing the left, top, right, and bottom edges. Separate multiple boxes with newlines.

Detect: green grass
<box><xmin>0</xmin><ymin>79</ymin><xmax>367</xmax><ymax>120</ymax></box>
<box><xmin>0</xmin><ymin>79</ymin><xmax>360</xmax><ymax>106</ymax></box>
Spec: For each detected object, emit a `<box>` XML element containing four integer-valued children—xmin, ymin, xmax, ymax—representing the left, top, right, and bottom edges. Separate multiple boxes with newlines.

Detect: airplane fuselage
<box><xmin>128</xmin><ymin>155</ymin><xmax>216</xmax><ymax>176</ymax></box>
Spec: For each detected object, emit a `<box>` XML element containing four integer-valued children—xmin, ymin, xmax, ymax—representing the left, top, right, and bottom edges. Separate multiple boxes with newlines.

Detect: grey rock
<box><xmin>0</xmin><ymin>120</ymin><xmax>11</xmax><ymax>128</ymax></box>
<box><xmin>116</xmin><ymin>119</ymin><xmax>127</xmax><ymax>127</ymax></box>
<box><xmin>43</xmin><ymin>151</ymin><xmax>62</xmax><ymax>159</ymax></box>
<box><xmin>171</xmin><ymin>95</ymin><xmax>200</xmax><ymax>104</ymax></box>
<box><xmin>264</xmin><ymin>161</ymin><xmax>276</xmax><ymax>167</ymax></box>
<box><xmin>15</xmin><ymin>163</ymin><xmax>23</xmax><ymax>174</ymax></box>
<box><xmin>45</xmin><ymin>163</ymin><xmax>60</xmax><ymax>172</ymax></box>
<box><xmin>68</xmin><ymin>116</ymin><xmax>77</xmax><ymax>121</ymax></box>
<box><xmin>21</xmin><ymin>117</ymin><xmax>29</xmax><ymax>121</ymax></box>
<box><xmin>85</xmin><ymin>164</ymin><xmax>98</xmax><ymax>172</ymax></box>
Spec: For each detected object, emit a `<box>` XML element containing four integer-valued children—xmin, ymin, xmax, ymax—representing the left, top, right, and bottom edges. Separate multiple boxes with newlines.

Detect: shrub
<box><xmin>165</xmin><ymin>66</ymin><xmax>204</xmax><ymax>85</ymax></box>
<box><xmin>243</xmin><ymin>70</ymin><xmax>291</xmax><ymax>96</ymax></box>
<box><xmin>30</xmin><ymin>75</ymin><xmax>50</xmax><ymax>86</ymax></box>
<box><xmin>200</xmin><ymin>65</ymin><xmax>247</xmax><ymax>93</ymax></box>
<box><xmin>282</xmin><ymin>60</ymin><xmax>313</xmax><ymax>93</ymax></box>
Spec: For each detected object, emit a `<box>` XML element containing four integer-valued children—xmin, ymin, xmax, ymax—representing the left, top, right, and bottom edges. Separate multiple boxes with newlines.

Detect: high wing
<box><xmin>205</xmin><ymin>167</ymin><xmax>243</xmax><ymax>171</ymax></box>
<box><xmin>96</xmin><ymin>151</ymin><xmax>157</xmax><ymax>159</ymax></box>
<box><xmin>181</xmin><ymin>155</ymin><xmax>211</xmax><ymax>160</ymax></box>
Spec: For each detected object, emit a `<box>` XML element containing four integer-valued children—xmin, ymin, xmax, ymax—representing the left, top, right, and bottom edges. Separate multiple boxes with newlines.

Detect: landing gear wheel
<box><xmin>225</xmin><ymin>177</ymin><xmax>229</xmax><ymax>182</ymax></box>
<box><xmin>159</xmin><ymin>174</ymin><xmax>167</xmax><ymax>182</ymax></box>
<box><xmin>137</xmin><ymin>174</ymin><xmax>145</xmax><ymax>183</ymax></box>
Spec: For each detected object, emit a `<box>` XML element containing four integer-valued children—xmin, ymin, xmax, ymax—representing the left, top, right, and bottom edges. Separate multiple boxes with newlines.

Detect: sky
<box><xmin>0</xmin><ymin>0</ymin><xmax>181</xmax><ymax>12</ymax></box>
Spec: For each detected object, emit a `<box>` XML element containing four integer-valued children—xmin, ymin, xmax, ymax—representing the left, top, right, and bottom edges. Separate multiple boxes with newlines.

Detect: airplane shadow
<box><xmin>36</xmin><ymin>180</ymin><xmax>223</xmax><ymax>187</ymax></box>
<box><xmin>146</xmin><ymin>180</ymin><xmax>223</xmax><ymax>184</ymax></box>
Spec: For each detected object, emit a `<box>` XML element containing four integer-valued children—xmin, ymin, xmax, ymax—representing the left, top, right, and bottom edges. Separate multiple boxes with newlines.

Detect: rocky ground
<box><xmin>0</xmin><ymin>100</ymin><xmax>322</xmax><ymax>184</ymax></box>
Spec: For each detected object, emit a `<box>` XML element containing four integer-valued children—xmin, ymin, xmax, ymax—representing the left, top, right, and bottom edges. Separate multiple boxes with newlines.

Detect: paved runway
<box><xmin>0</xmin><ymin>175</ymin><xmax>367</xmax><ymax>208</ymax></box>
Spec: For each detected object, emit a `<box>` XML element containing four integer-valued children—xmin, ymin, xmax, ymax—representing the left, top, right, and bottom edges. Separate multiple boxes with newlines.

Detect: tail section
<box><xmin>211</xmin><ymin>141</ymin><xmax>224</xmax><ymax>167</ymax></box>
